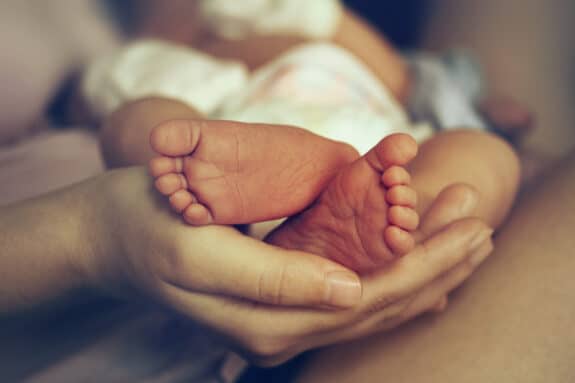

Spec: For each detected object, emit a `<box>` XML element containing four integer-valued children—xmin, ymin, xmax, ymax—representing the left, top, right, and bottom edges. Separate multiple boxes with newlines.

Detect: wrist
<box><xmin>0</xmin><ymin>178</ymin><xmax>105</xmax><ymax>310</ymax></box>
<box><xmin>69</xmin><ymin>171</ymin><xmax>121</xmax><ymax>292</ymax></box>
<box><xmin>72</xmin><ymin>167</ymin><xmax>157</xmax><ymax>298</ymax></box>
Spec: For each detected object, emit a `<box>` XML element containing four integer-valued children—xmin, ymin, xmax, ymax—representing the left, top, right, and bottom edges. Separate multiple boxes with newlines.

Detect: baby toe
<box><xmin>388</xmin><ymin>206</ymin><xmax>419</xmax><ymax>231</ymax></box>
<box><xmin>377</xmin><ymin>134</ymin><xmax>418</xmax><ymax>168</ymax></box>
<box><xmin>386</xmin><ymin>185</ymin><xmax>417</xmax><ymax>208</ymax></box>
<box><xmin>169</xmin><ymin>190</ymin><xmax>195</xmax><ymax>213</ymax></box>
<box><xmin>183</xmin><ymin>203</ymin><xmax>214</xmax><ymax>225</ymax></box>
<box><xmin>149</xmin><ymin>157</ymin><xmax>184</xmax><ymax>177</ymax></box>
<box><xmin>155</xmin><ymin>173</ymin><xmax>188</xmax><ymax>196</ymax></box>
<box><xmin>150</xmin><ymin>120</ymin><xmax>201</xmax><ymax>157</ymax></box>
<box><xmin>381</xmin><ymin>166</ymin><xmax>411</xmax><ymax>187</ymax></box>
<box><xmin>384</xmin><ymin>226</ymin><xmax>415</xmax><ymax>256</ymax></box>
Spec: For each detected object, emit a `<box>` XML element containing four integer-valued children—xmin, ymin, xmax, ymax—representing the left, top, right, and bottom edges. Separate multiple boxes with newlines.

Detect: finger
<box><xmin>300</xmin><ymin>219</ymin><xmax>493</xmax><ymax>347</ymax></box>
<box><xmin>398</xmin><ymin>238</ymin><xmax>494</xmax><ymax>321</ymax></box>
<box><xmin>359</xmin><ymin>218</ymin><xmax>492</xmax><ymax>315</ymax></box>
<box><xmin>415</xmin><ymin>183</ymin><xmax>479</xmax><ymax>242</ymax></box>
<box><xmin>158</xmin><ymin>221</ymin><xmax>492</xmax><ymax>362</ymax></box>
<box><xmin>160</xmin><ymin>226</ymin><xmax>362</xmax><ymax>308</ymax></box>
<box><xmin>158</xmin><ymin>283</ymin><xmax>331</xmax><ymax>363</ymax></box>
<box><xmin>312</xmin><ymin>239</ymin><xmax>494</xmax><ymax>348</ymax></box>
<box><xmin>430</xmin><ymin>295</ymin><xmax>449</xmax><ymax>313</ymax></box>
<box><xmin>221</xmin><ymin>219</ymin><xmax>493</xmax><ymax>355</ymax></box>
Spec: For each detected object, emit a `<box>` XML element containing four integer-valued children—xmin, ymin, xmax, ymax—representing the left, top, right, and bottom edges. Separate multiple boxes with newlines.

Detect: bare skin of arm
<box><xmin>0</xmin><ymin>182</ymin><xmax>93</xmax><ymax>310</ymax></box>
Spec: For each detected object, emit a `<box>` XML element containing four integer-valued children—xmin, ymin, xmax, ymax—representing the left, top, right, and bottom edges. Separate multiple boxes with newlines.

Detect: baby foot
<box><xmin>149</xmin><ymin>119</ymin><xmax>358</xmax><ymax>225</ymax></box>
<box><xmin>266</xmin><ymin>133</ymin><xmax>419</xmax><ymax>272</ymax></box>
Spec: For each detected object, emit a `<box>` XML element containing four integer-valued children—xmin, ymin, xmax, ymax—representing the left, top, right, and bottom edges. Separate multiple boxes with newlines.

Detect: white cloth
<box><xmin>217</xmin><ymin>43</ymin><xmax>432</xmax><ymax>155</ymax></box>
<box><xmin>82</xmin><ymin>40</ymin><xmax>249</xmax><ymax>117</ymax></box>
<box><xmin>198</xmin><ymin>0</ymin><xmax>343</xmax><ymax>40</ymax></box>
<box><xmin>82</xmin><ymin>41</ymin><xmax>432</xmax><ymax>156</ymax></box>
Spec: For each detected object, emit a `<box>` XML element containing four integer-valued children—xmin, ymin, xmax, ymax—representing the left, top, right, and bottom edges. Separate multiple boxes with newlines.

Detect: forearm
<box><xmin>101</xmin><ymin>97</ymin><xmax>204</xmax><ymax>168</ymax></box>
<box><xmin>0</xmin><ymin>180</ymin><xmax>98</xmax><ymax>312</ymax></box>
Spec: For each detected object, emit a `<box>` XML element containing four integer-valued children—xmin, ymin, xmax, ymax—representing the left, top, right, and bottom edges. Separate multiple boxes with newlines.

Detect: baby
<box><xmin>82</xmin><ymin>1</ymin><xmax>520</xmax><ymax>273</ymax></box>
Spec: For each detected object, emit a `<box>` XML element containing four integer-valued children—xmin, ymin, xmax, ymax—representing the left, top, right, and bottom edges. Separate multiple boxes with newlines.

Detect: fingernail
<box><xmin>325</xmin><ymin>271</ymin><xmax>362</xmax><ymax>308</ymax></box>
<box><xmin>468</xmin><ymin>228</ymin><xmax>493</xmax><ymax>252</ymax></box>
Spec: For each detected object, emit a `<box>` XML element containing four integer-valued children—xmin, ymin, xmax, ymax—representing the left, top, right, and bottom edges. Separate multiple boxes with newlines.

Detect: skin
<box><xmin>148</xmin><ymin>119</ymin><xmax>360</xmax><ymax>225</ymax></box>
<box><xmin>195</xmin><ymin>8</ymin><xmax>411</xmax><ymax>103</ymax></box>
<box><xmin>266</xmin><ymin>134</ymin><xmax>420</xmax><ymax>271</ymax></box>
<box><xmin>0</xmin><ymin>168</ymin><xmax>359</xmax><ymax>312</ymax></box>
<box><xmin>0</xmin><ymin>167</ymin><xmax>493</xmax><ymax>366</ymax></box>
<box><xmin>296</xmin><ymin>152</ymin><xmax>575</xmax><ymax>382</ymax></box>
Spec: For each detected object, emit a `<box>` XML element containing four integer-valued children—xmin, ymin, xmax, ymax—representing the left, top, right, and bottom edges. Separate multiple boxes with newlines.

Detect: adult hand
<box><xmin>169</xmin><ymin>214</ymin><xmax>492</xmax><ymax>366</ymax></box>
<box><xmin>83</xmin><ymin>167</ymin><xmax>363</xmax><ymax>309</ymax></box>
<box><xmin>83</xmin><ymin>170</ymin><xmax>492</xmax><ymax>366</ymax></box>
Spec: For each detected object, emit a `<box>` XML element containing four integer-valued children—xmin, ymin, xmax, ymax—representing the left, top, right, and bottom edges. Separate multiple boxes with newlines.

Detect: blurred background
<box><xmin>0</xmin><ymin>1</ymin><xmax>573</xmax><ymax>382</ymax></box>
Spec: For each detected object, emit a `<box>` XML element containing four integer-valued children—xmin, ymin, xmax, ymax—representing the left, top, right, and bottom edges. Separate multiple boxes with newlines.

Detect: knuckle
<box><xmin>257</xmin><ymin>262</ymin><xmax>292</xmax><ymax>305</ymax></box>
<box><xmin>390</xmin><ymin>299</ymin><xmax>413</xmax><ymax>322</ymax></box>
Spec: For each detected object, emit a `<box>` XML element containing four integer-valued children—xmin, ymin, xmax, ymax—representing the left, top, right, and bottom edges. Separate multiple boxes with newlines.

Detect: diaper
<box><xmin>198</xmin><ymin>0</ymin><xmax>343</xmax><ymax>40</ymax></box>
<box><xmin>216</xmin><ymin>43</ymin><xmax>433</xmax><ymax>155</ymax></box>
<box><xmin>82</xmin><ymin>40</ymin><xmax>249</xmax><ymax>118</ymax></box>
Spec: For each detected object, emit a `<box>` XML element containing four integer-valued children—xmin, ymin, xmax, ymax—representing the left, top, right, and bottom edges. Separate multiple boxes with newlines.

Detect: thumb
<box><xmin>161</xmin><ymin>226</ymin><xmax>362</xmax><ymax>309</ymax></box>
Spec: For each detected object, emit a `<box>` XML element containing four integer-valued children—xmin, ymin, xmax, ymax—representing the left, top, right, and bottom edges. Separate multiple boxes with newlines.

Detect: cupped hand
<box><xmin>168</xmin><ymin>217</ymin><xmax>492</xmax><ymax>367</ymax></box>
<box><xmin>84</xmin><ymin>169</ymin><xmax>492</xmax><ymax>366</ymax></box>
<box><xmin>84</xmin><ymin>167</ymin><xmax>363</xmax><ymax>309</ymax></box>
